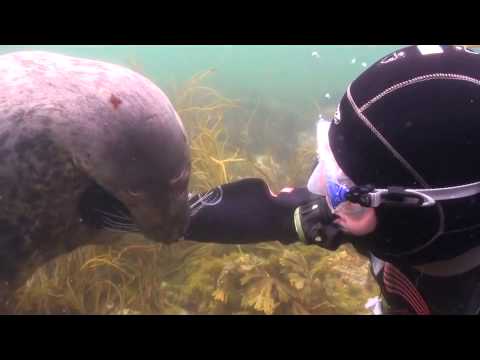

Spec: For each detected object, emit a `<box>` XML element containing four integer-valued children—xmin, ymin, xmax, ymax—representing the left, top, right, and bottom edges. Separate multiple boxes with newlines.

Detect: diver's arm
<box><xmin>185</xmin><ymin>178</ymin><xmax>345</xmax><ymax>250</ymax></box>
<box><xmin>185</xmin><ymin>178</ymin><xmax>304</xmax><ymax>244</ymax></box>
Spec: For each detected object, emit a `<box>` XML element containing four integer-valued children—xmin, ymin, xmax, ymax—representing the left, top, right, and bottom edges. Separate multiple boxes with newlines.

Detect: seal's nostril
<box><xmin>127</xmin><ymin>190</ymin><xmax>144</xmax><ymax>197</ymax></box>
<box><xmin>145</xmin><ymin>225</ymin><xmax>184</xmax><ymax>244</ymax></box>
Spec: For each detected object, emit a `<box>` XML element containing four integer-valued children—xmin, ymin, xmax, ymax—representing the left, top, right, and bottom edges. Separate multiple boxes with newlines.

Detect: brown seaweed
<box><xmin>12</xmin><ymin>67</ymin><xmax>378</xmax><ymax>315</ymax></box>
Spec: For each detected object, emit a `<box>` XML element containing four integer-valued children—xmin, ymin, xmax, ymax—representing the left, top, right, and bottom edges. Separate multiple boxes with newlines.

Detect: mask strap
<box><xmin>347</xmin><ymin>181</ymin><xmax>480</xmax><ymax>208</ymax></box>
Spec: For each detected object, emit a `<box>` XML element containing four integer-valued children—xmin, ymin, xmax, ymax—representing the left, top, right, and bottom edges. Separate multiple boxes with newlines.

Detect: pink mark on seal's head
<box><xmin>110</xmin><ymin>94</ymin><xmax>122</xmax><ymax>109</ymax></box>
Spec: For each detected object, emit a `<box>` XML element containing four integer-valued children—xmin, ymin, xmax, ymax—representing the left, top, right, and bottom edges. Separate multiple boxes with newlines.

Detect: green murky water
<box><xmin>0</xmin><ymin>45</ymin><xmax>403</xmax><ymax>117</ymax></box>
<box><xmin>0</xmin><ymin>45</ymin><xmax>408</xmax><ymax>314</ymax></box>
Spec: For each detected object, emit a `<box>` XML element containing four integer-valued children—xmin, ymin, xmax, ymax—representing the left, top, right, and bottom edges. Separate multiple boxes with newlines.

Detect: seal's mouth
<box><xmin>78</xmin><ymin>184</ymin><xmax>139</xmax><ymax>234</ymax></box>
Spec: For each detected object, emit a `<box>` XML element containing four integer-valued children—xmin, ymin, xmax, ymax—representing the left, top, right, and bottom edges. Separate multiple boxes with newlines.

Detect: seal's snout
<box><xmin>142</xmin><ymin>203</ymin><xmax>190</xmax><ymax>244</ymax></box>
<box><xmin>122</xmin><ymin>183</ymin><xmax>190</xmax><ymax>244</ymax></box>
<box><xmin>144</xmin><ymin>223</ymin><xmax>185</xmax><ymax>244</ymax></box>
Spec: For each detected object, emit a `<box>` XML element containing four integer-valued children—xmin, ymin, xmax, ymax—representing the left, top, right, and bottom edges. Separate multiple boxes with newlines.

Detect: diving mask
<box><xmin>307</xmin><ymin>116</ymin><xmax>480</xmax><ymax>213</ymax></box>
<box><xmin>307</xmin><ymin>117</ymin><xmax>368</xmax><ymax>217</ymax></box>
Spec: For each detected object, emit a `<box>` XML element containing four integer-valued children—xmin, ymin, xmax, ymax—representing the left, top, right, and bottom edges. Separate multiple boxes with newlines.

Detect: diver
<box><xmin>184</xmin><ymin>45</ymin><xmax>480</xmax><ymax>315</ymax></box>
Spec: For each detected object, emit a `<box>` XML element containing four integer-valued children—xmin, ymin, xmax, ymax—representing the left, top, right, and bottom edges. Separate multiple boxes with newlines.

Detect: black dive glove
<box><xmin>293</xmin><ymin>198</ymin><xmax>345</xmax><ymax>250</ymax></box>
<box><xmin>185</xmin><ymin>178</ymin><xmax>346</xmax><ymax>250</ymax></box>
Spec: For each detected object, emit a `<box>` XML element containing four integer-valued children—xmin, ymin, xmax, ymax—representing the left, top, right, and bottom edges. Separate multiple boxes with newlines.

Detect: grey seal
<box><xmin>0</xmin><ymin>51</ymin><xmax>190</xmax><ymax>292</ymax></box>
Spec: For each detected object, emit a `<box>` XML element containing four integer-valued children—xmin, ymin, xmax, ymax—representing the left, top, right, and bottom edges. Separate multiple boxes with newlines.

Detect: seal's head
<box><xmin>72</xmin><ymin>94</ymin><xmax>191</xmax><ymax>244</ymax></box>
<box><xmin>0</xmin><ymin>51</ymin><xmax>191</xmax><ymax>291</ymax></box>
<box><xmin>32</xmin><ymin>52</ymin><xmax>195</xmax><ymax>244</ymax></box>
<box><xmin>98</xmin><ymin>109</ymin><xmax>191</xmax><ymax>243</ymax></box>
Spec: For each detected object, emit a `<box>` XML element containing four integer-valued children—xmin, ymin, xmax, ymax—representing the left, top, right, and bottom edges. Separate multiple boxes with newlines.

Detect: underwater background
<box><xmin>0</xmin><ymin>45</ymin><xmax>405</xmax><ymax>314</ymax></box>
<box><xmin>0</xmin><ymin>45</ymin><xmax>403</xmax><ymax>120</ymax></box>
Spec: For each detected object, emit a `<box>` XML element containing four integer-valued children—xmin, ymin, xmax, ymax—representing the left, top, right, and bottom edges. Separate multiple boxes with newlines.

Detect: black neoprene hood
<box><xmin>329</xmin><ymin>45</ymin><xmax>480</xmax><ymax>264</ymax></box>
<box><xmin>331</xmin><ymin>45</ymin><xmax>480</xmax><ymax>188</ymax></box>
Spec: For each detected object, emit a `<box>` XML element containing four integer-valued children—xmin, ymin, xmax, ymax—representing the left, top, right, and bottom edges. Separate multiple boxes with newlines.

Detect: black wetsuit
<box><xmin>187</xmin><ymin>46</ymin><xmax>480</xmax><ymax>314</ymax></box>
<box><xmin>186</xmin><ymin>178</ymin><xmax>480</xmax><ymax>315</ymax></box>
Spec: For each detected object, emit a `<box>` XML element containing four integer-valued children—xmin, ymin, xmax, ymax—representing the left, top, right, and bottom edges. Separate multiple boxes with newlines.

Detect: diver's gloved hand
<box><xmin>186</xmin><ymin>178</ymin><xmax>309</xmax><ymax>244</ymax></box>
<box><xmin>293</xmin><ymin>198</ymin><xmax>346</xmax><ymax>251</ymax></box>
<box><xmin>185</xmin><ymin>178</ymin><xmax>346</xmax><ymax>250</ymax></box>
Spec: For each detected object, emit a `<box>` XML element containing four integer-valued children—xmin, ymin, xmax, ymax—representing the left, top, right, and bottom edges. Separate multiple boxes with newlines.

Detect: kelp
<box><xmin>12</xmin><ymin>67</ymin><xmax>378</xmax><ymax>315</ymax></box>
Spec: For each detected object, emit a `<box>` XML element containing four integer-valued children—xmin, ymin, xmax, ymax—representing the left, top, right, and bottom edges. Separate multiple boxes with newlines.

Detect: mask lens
<box><xmin>326</xmin><ymin>180</ymin><xmax>349</xmax><ymax>210</ymax></box>
<box><xmin>325</xmin><ymin>177</ymin><xmax>368</xmax><ymax>217</ymax></box>
<box><xmin>307</xmin><ymin>119</ymin><xmax>369</xmax><ymax>217</ymax></box>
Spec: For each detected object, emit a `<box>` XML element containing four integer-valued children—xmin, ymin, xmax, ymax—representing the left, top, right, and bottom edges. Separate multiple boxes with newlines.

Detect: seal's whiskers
<box><xmin>95</xmin><ymin>210</ymin><xmax>140</xmax><ymax>233</ymax></box>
